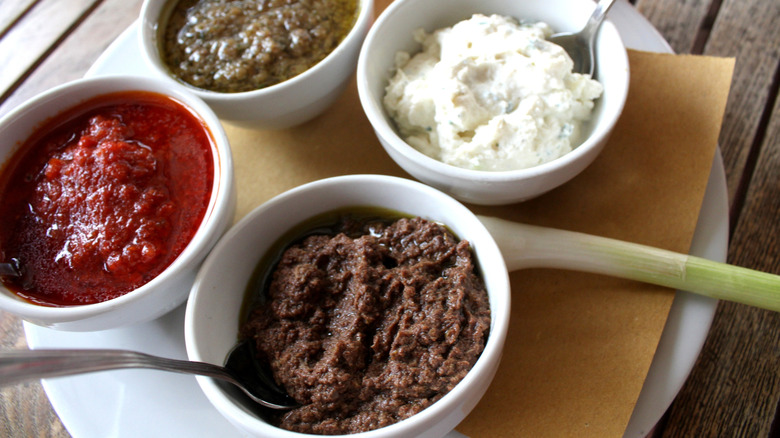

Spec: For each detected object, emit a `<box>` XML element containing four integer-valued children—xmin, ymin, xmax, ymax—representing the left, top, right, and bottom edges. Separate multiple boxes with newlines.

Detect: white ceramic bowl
<box><xmin>357</xmin><ymin>0</ymin><xmax>629</xmax><ymax>205</ymax></box>
<box><xmin>185</xmin><ymin>174</ymin><xmax>510</xmax><ymax>438</ymax></box>
<box><xmin>139</xmin><ymin>0</ymin><xmax>374</xmax><ymax>129</ymax></box>
<box><xmin>0</xmin><ymin>75</ymin><xmax>236</xmax><ymax>331</ymax></box>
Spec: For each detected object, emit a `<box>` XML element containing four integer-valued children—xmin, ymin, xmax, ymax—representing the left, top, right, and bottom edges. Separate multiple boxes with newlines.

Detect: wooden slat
<box><xmin>661</xmin><ymin>304</ymin><xmax>780</xmax><ymax>436</ymax></box>
<box><xmin>642</xmin><ymin>0</ymin><xmax>780</xmax><ymax>435</ymax></box>
<box><xmin>661</xmin><ymin>71</ymin><xmax>780</xmax><ymax>438</ymax></box>
<box><xmin>0</xmin><ymin>0</ymin><xmax>143</xmax><ymax>118</ymax></box>
<box><xmin>0</xmin><ymin>311</ymin><xmax>68</xmax><ymax>438</ymax></box>
<box><xmin>0</xmin><ymin>0</ymin><xmax>38</xmax><ymax>36</ymax></box>
<box><xmin>0</xmin><ymin>1</ymin><xmax>143</xmax><ymax>436</ymax></box>
<box><xmin>636</xmin><ymin>0</ymin><xmax>779</xmax><ymax>206</ymax></box>
<box><xmin>635</xmin><ymin>0</ymin><xmax>780</xmax><ymax>436</ymax></box>
<box><xmin>634</xmin><ymin>0</ymin><xmax>712</xmax><ymax>54</ymax></box>
<box><xmin>702</xmin><ymin>0</ymin><xmax>780</xmax><ymax>209</ymax></box>
<box><xmin>0</xmin><ymin>0</ymin><xmax>100</xmax><ymax>104</ymax></box>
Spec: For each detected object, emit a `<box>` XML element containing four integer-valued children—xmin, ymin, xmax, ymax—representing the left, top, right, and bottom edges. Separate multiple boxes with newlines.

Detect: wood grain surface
<box><xmin>635</xmin><ymin>0</ymin><xmax>780</xmax><ymax>436</ymax></box>
<box><xmin>0</xmin><ymin>0</ymin><xmax>778</xmax><ymax>436</ymax></box>
<box><xmin>0</xmin><ymin>1</ymin><xmax>144</xmax><ymax>437</ymax></box>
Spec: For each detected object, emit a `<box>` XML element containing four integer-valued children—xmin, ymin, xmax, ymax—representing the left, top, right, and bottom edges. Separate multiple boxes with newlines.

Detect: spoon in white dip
<box><xmin>548</xmin><ymin>0</ymin><xmax>617</xmax><ymax>76</ymax></box>
<box><xmin>0</xmin><ymin>339</ymin><xmax>299</xmax><ymax>410</ymax></box>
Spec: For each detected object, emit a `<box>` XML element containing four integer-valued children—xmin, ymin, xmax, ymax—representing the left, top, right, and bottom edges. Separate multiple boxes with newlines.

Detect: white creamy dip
<box><xmin>383</xmin><ymin>14</ymin><xmax>604</xmax><ymax>171</ymax></box>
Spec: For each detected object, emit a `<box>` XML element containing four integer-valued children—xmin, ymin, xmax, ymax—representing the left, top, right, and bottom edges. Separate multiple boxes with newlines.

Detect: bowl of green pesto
<box><xmin>139</xmin><ymin>0</ymin><xmax>373</xmax><ymax>129</ymax></box>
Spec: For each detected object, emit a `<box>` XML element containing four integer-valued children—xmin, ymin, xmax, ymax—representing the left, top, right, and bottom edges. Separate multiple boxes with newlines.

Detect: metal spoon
<box><xmin>0</xmin><ymin>259</ymin><xmax>21</xmax><ymax>277</ymax></box>
<box><xmin>0</xmin><ymin>340</ymin><xmax>298</xmax><ymax>410</ymax></box>
<box><xmin>548</xmin><ymin>0</ymin><xmax>617</xmax><ymax>76</ymax></box>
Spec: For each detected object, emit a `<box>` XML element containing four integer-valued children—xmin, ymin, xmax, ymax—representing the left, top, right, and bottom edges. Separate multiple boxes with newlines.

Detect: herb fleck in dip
<box><xmin>162</xmin><ymin>0</ymin><xmax>359</xmax><ymax>93</ymax></box>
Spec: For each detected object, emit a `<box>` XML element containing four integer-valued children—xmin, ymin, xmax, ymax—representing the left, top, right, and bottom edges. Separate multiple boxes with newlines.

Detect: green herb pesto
<box><xmin>161</xmin><ymin>0</ymin><xmax>358</xmax><ymax>93</ymax></box>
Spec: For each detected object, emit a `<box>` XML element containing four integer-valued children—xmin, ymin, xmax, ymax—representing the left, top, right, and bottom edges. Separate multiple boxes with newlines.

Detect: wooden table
<box><xmin>0</xmin><ymin>0</ymin><xmax>777</xmax><ymax>436</ymax></box>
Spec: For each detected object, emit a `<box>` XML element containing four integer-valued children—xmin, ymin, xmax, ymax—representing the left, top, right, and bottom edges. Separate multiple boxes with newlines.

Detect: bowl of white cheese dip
<box><xmin>357</xmin><ymin>0</ymin><xmax>629</xmax><ymax>205</ymax></box>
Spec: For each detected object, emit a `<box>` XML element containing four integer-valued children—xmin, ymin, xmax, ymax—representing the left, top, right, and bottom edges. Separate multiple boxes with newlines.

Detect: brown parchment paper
<box><xmin>221</xmin><ymin>29</ymin><xmax>734</xmax><ymax>438</ymax></box>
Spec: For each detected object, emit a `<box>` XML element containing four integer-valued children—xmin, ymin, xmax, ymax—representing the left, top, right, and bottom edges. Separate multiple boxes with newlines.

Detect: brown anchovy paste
<box><xmin>240</xmin><ymin>216</ymin><xmax>491</xmax><ymax>434</ymax></box>
<box><xmin>162</xmin><ymin>0</ymin><xmax>359</xmax><ymax>93</ymax></box>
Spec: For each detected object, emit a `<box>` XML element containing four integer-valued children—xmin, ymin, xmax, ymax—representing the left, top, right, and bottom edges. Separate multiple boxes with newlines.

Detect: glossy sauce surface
<box><xmin>0</xmin><ymin>91</ymin><xmax>214</xmax><ymax>305</ymax></box>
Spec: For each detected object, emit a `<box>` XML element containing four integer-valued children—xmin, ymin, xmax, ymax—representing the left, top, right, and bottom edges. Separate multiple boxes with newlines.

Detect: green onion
<box><xmin>479</xmin><ymin>215</ymin><xmax>780</xmax><ymax>311</ymax></box>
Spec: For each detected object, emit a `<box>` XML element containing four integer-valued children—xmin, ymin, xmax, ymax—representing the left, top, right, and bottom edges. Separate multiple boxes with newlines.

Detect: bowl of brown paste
<box><xmin>139</xmin><ymin>0</ymin><xmax>373</xmax><ymax>129</ymax></box>
<box><xmin>185</xmin><ymin>174</ymin><xmax>510</xmax><ymax>437</ymax></box>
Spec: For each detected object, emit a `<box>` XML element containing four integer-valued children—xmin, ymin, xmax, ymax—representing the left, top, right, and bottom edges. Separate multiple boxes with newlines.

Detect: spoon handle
<box><xmin>0</xmin><ymin>348</ymin><xmax>234</xmax><ymax>387</ymax></box>
<box><xmin>582</xmin><ymin>0</ymin><xmax>617</xmax><ymax>37</ymax></box>
<box><xmin>0</xmin><ymin>260</ymin><xmax>21</xmax><ymax>277</ymax></box>
<box><xmin>479</xmin><ymin>215</ymin><xmax>780</xmax><ymax>311</ymax></box>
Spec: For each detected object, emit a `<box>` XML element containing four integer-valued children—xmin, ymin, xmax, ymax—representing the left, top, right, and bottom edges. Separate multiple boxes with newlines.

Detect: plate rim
<box><xmin>24</xmin><ymin>3</ymin><xmax>727</xmax><ymax>437</ymax></box>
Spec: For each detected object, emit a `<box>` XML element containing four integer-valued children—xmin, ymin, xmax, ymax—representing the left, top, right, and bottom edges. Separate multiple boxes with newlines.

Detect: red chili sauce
<box><xmin>0</xmin><ymin>91</ymin><xmax>214</xmax><ymax>306</ymax></box>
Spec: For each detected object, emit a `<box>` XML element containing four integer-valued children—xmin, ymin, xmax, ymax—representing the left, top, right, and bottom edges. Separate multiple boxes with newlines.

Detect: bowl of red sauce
<box><xmin>0</xmin><ymin>76</ymin><xmax>235</xmax><ymax>331</ymax></box>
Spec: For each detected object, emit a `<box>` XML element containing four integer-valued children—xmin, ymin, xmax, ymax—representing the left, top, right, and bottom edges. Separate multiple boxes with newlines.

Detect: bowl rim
<box><xmin>0</xmin><ymin>75</ymin><xmax>234</xmax><ymax>325</ymax></box>
<box><xmin>138</xmin><ymin>0</ymin><xmax>375</xmax><ymax>101</ymax></box>
<box><xmin>356</xmin><ymin>0</ymin><xmax>630</xmax><ymax>182</ymax></box>
<box><xmin>185</xmin><ymin>174</ymin><xmax>511</xmax><ymax>437</ymax></box>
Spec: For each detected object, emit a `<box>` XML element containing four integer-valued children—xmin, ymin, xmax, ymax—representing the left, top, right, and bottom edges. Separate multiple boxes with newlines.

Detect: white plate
<box><xmin>24</xmin><ymin>2</ymin><xmax>727</xmax><ymax>437</ymax></box>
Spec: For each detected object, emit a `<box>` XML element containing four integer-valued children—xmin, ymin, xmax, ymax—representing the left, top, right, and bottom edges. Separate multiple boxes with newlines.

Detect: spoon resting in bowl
<box><xmin>548</xmin><ymin>0</ymin><xmax>617</xmax><ymax>76</ymax></box>
<box><xmin>0</xmin><ymin>340</ymin><xmax>298</xmax><ymax>410</ymax></box>
<box><xmin>0</xmin><ymin>259</ymin><xmax>20</xmax><ymax>277</ymax></box>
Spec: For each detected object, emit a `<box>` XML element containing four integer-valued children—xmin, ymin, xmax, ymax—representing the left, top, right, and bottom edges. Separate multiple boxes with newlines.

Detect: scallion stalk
<box><xmin>478</xmin><ymin>215</ymin><xmax>780</xmax><ymax>312</ymax></box>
